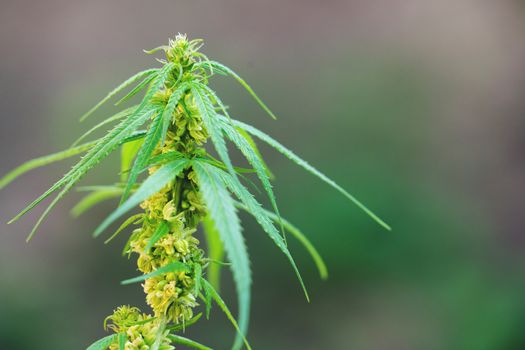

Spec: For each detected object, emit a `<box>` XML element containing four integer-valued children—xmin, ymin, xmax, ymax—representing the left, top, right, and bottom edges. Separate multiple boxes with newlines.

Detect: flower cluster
<box><xmin>105</xmin><ymin>306</ymin><xmax>173</xmax><ymax>350</ymax></box>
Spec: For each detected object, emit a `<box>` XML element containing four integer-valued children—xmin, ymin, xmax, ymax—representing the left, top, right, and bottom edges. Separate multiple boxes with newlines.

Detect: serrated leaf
<box><xmin>121</xmin><ymin>261</ymin><xmax>190</xmax><ymax>285</ymax></box>
<box><xmin>118</xmin><ymin>62</ymin><xmax>176</xmax><ymax>202</ymax></box>
<box><xmin>198</xmin><ymin>60</ymin><xmax>276</xmax><ymax>120</ymax></box>
<box><xmin>202</xmin><ymin>215</ymin><xmax>224</xmax><ymax>291</ymax></box>
<box><xmin>193</xmin><ymin>161</ymin><xmax>250</xmax><ymax>350</ymax></box>
<box><xmin>71</xmin><ymin>188</ymin><xmax>123</xmax><ymax>217</ymax></box>
<box><xmin>86</xmin><ymin>334</ymin><xmax>117</xmax><ymax>350</ymax></box>
<box><xmin>0</xmin><ymin>140</ymin><xmax>97</xmax><ymax>190</ymax></box>
<box><xmin>190</xmin><ymin>84</ymin><xmax>237</xmax><ymax>183</ymax></box>
<box><xmin>94</xmin><ymin>158</ymin><xmax>189</xmax><ymax>236</ymax></box>
<box><xmin>146</xmin><ymin>151</ymin><xmax>185</xmax><ymax>168</ymax></box>
<box><xmin>114</xmin><ymin>74</ymin><xmax>156</xmax><ymax>106</ymax></box>
<box><xmin>196</xmin><ymin>82</ymin><xmax>231</xmax><ymax>120</ymax></box>
<box><xmin>105</xmin><ymin>213</ymin><xmax>144</xmax><ymax>245</ymax></box>
<box><xmin>235</xmin><ymin>202</ymin><xmax>328</xmax><ymax>280</ymax></box>
<box><xmin>11</xmin><ymin>108</ymin><xmax>155</xmax><ymax>241</ymax></box>
<box><xmin>80</xmin><ymin>68</ymin><xmax>158</xmax><ymax>121</ymax></box>
<box><xmin>72</xmin><ymin>105</ymin><xmax>139</xmax><ymax>147</ymax></box>
<box><xmin>202</xmin><ymin>279</ymin><xmax>251</xmax><ymax>350</ymax></box>
<box><xmin>167</xmin><ymin>334</ymin><xmax>212</xmax><ymax>350</ymax></box>
<box><xmin>218</xmin><ymin>117</ymin><xmax>285</xmax><ymax>243</ymax></box>
<box><xmin>232</xmin><ymin>119</ymin><xmax>392</xmax><ymax>231</ymax></box>
<box><xmin>160</xmin><ymin>82</ymin><xmax>189</xmax><ymax>145</ymax></box>
<box><xmin>236</xmin><ymin>127</ymin><xmax>274</xmax><ymax>179</ymax></box>
<box><xmin>121</xmin><ymin>113</ymin><xmax>163</xmax><ymax>202</ymax></box>
<box><xmin>145</xmin><ymin>220</ymin><xmax>170</xmax><ymax>252</ymax></box>
<box><xmin>206</xmin><ymin>161</ymin><xmax>309</xmax><ymax>302</ymax></box>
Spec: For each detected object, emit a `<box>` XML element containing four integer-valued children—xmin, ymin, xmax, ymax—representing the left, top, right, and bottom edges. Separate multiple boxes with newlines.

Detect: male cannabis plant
<box><xmin>1</xmin><ymin>34</ymin><xmax>390</xmax><ymax>349</ymax></box>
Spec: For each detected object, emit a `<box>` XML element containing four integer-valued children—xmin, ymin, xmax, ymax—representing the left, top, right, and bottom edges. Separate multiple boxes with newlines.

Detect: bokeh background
<box><xmin>2</xmin><ymin>1</ymin><xmax>525</xmax><ymax>349</ymax></box>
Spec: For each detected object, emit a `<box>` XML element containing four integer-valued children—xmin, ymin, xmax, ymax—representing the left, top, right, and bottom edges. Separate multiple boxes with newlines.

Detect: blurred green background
<box><xmin>2</xmin><ymin>1</ymin><xmax>525</xmax><ymax>349</ymax></box>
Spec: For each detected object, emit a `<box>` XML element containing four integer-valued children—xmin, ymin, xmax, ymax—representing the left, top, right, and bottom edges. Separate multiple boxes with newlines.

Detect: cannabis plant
<box><xmin>1</xmin><ymin>35</ymin><xmax>390</xmax><ymax>349</ymax></box>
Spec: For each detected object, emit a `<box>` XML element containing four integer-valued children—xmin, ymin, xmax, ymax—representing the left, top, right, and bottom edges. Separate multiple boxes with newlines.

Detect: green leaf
<box><xmin>160</xmin><ymin>82</ymin><xmax>189</xmax><ymax>145</ymax></box>
<box><xmin>208</xmin><ymin>162</ymin><xmax>309</xmax><ymax>302</ymax></box>
<box><xmin>122</xmin><ymin>130</ymin><xmax>148</xmax><ymax>144</ymax></box>
<box><xmin>0</xmin><ymin>140</ymin><xmax>97</xmax><ymax>190</ymax></box>
<box><xmin>190</xmin><ymin>84</ymin><xmax>238</xmax><ymax>182</ymax></box>
<box><xmin>118</xmin><ymin>332</ymin><xmax>126</xmax><ymax>350</ymax></box>
<box><xmin>218</xmin><ymin>117</ymin><xmax>285</xmax><ymax>243</ymax></box>
<box><xmin>168</xmin><ymin>313</ymin><xmax>202</xmax><ymax>332</ymax></box>
<box><xmin>194</xmin><ymin>263</ymin><xmax>203</xmax><ymax>296</ymax></box>
<box><xmin>145</xmin><ymin>220</ymin><xmax>170</xmax><ymax>252</ymax></box>
<box><xmin>94</xmin><ymin>158</ymin><xmax>190</xmax><ymax>236</ymax></box>
<box><xmin>105</xmin><ymin>213</ymin><xmax>144</xmax><ymax>245</ymax></box>
<box><xmin>121</xmin><ymin>113</ymin><xmax>163</xmax><ymax>202</ymax></box>
<box><xmin>80</xmin><ymin>68</ymin><xmax>158</xmax><ymax>121</ymax></box>
<box><xmin>121</xmin><ymin>138</ymin><xmax>144</xmax><ymax>182</ymax></box>
<box><xmin>71</xmin><ymin>188</ymin><xmax>123</xmax><ymax>217</ymax></box>
<box><xmin>193</xmin><ymin>161</ymin><xmax>251</xmax><ymax>350</ymax></box>
<box><xmin>146</xmin><ymin>151</ymin><xmax>185</xmax><ymax>168</ymax></box>
<box><xmin>167</xmin><ymin>334</ymin><xmax>212</xmax><ymax>350</ymax></box>
<box><xmin>236</xmin><ymin>202</ymin><xmax>328</xmax><ymax>280</ymax></box>
<box><xmin>72</xmin><ymin>105</ymin><xmax>139</xmax><ymax>147</ymax></box>
<box><xmin>121</xmin><ymin>261</ymin><xmax>190</xmax><ymax>285</ymax></box>
<box><xmin>202</xmin><ymin>215</ymin><xmax>225</xmax><ymax>291</ymax></box>
<box><xmin>86</xmin><ymin>334</ymin><xmax>117</xmax><ymax>350</ymax></box>
<box><xmin>196</xmin><ymin>83</ymin><xmax>231</xmax><ymax>120</ymax></box>
<box><xmin>203</xmin><ymin>288</ymin><xmax>212</xmax><ymax>320</ymax></box>
<box><xmin>10</xmin><ymin>106</ymin><xmax>155</xmax><ymax>241</ymax></box>
<box><xmin>114</xmin><ymin>74</ymin><xmax>156</xmax><ymax>106</ymax></box>
<box><xmin>199</xmin><ymin>60</ymin><xmax>277</xmax><ymax>120</ymax></box>
<box><xmin>232</xmin><ymin>119</ymin><xmax>392</xmax><ymax>231</ymax></box>
<box><xmin>119</xmin><ymin>62</ymin><xmax>177</xmax><ymax>202</ymax></box>
<box><xmin>76</xmin><ymin>185</ymin><xmax>125</xmax><ymax>192</ymax></box>
<box><xmin>202</xmin><ymin>279</ymin><xmax>252</xmax><ymax>350</ymax></box>
<box><xmin>236</xmin><ymin>127</ymin><xmax>274</xmax><ymax>179</ymax></box>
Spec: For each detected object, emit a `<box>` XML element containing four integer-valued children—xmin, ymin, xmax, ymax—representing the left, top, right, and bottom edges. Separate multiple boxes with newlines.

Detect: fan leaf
<box><xmin>202</xmin><ymin>279</ymin><xmax>251</xmax><ymax>350</ymax></box>
<box><xmin>0</xmin><ymin>140</ymin><xmax>97</xmax><ymax>190</ymax></box>
<box><xmin>193</xmin><ymin>161</ymin><xmax>250</xmax><ymax>350</ymax></box>
<box><xmin>10</xmin><ymin>107</ymin><xmax>156</xmax><ymax>241</ymax></box>
<box><xmin>218</xmin><ymin>117</ymin><xmax>285</xmax><ymax>242</ymax></box>
<box><xmin>236</xmin><ymin>202</ymin><xmax>328</xmax><ymax>280</ymax></box>
<box><xmin>80</xmin><ymin>68</ymin><xmax>158</xmax><ymax>121</ymax></box>
<box><xmin>198</xmin><ymin>60</ymin><xmax>276</xmax><ymax>120</ymax></box>
<box><xmin>202</xmin><ymin>215</ymin><xmax>225</xmax><ymax>291</ymax></box>
<box><xmin>121</xmin><ymin>261</ymin><xmax>190</xmax><ymax>285</ymax></box>
<box><xmin>207</xmin><ymin>162</ymin><xmax>309</xmax><ymax>301</ymax></box>
<box><xmin>144</xmin><ymin>220</ymin><xmax>170</xmax><ymax>253</ymax></box>
<box><xmin>72</xmin><ymin>105</ymin><xmax>139</xmax><ymax>147</ymax></box>
<box><xmin>121</xmin><ymin>113</ymin><xmax>163</xmax><ymax>202</ymax></box>
<box><xmin>160</xmin><ymin>82</ymin><xmax>189</xmax><ymax>145</ymax></box>
<box><xmin>71</xmin><ymin>188</ymin><xmax>123</xmax><ymax>217</ymax></box>
<box><xmin>94</xmin><ymin>158</ymin><xmax>190</xmax><ymax>236</ymax></box>
<box><xmin>86</xmin><ymin>334</ymin><xmax>118</xmax><ymax>350</ymax></box>
<box><xmin>167</xmin><ymin>334</ymin><xmax>212</xmax><ymax>350</ymax></box>
<box><xmin>232</xmin><ymin>119</ymin><xmax>392</xmax><ymax>231</ymax></box>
